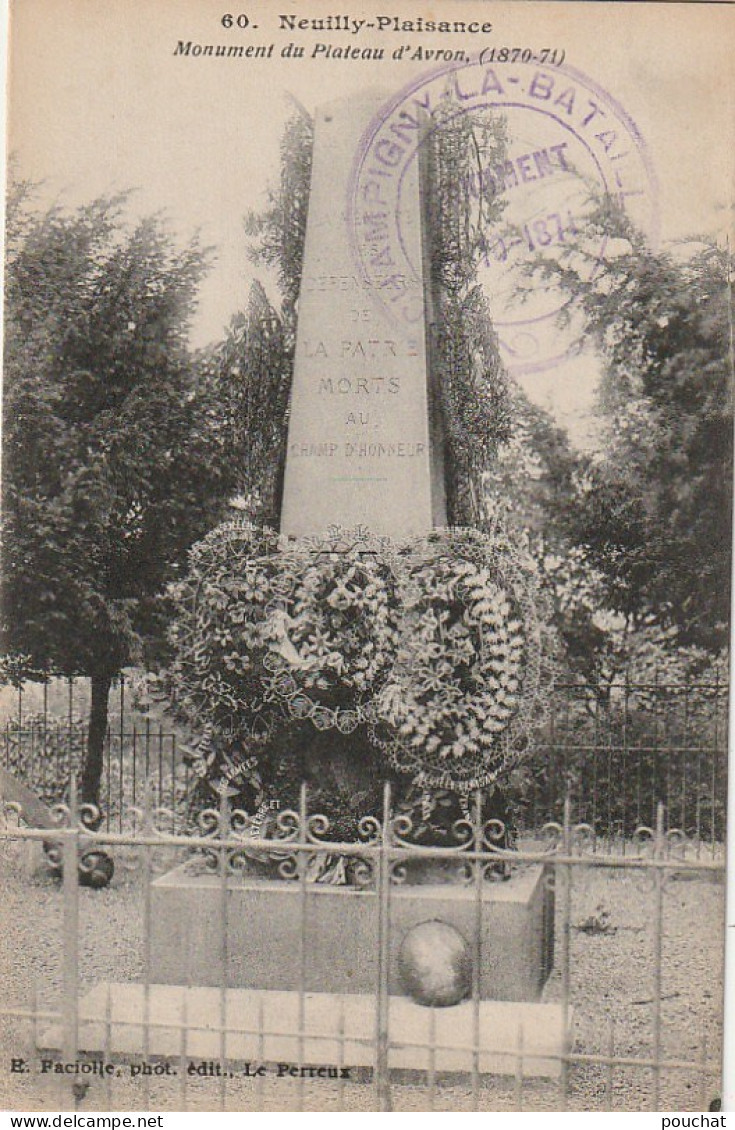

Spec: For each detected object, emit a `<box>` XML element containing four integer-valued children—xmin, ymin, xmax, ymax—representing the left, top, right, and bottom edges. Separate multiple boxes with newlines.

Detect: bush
<box><xmin>2</xmin><ymin>711</ymin><xmax>86</xmax><ymax>805</ymax></box>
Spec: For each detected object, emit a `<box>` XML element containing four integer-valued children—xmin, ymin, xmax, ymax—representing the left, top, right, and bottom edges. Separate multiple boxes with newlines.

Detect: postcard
<box><xmin>1</xmin><ymin>0</ymin><xmax>732</xmax><ymax>1115</ymax></box>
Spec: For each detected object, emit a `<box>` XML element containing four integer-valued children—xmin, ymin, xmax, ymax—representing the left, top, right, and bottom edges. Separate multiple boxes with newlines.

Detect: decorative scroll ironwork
<box><xmin>0</xmin><ymin>776</ymin><xmax>725</xmax><ymax>1114</ymax></box>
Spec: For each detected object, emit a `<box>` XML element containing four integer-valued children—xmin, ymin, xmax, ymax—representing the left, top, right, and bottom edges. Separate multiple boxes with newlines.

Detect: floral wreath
<box><xmin>261</xmin><ymin>529</ymin><xmax>400</xmax><ymax>731</ymax></box>
<box><xmin>165</xmin><ymin>520</ymin><xmax>285</xmax><ymax>733</ymax></box>
<box><xmin>370</xmin><ymin>527</ymin><xmax>551</xmax><ymax>793</ymax></box>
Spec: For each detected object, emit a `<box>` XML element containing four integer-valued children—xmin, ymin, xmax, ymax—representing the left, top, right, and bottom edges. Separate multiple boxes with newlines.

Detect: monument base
<box><xmin>149</xmin><ymin>863</ymin><xmax>554</xmax><ymax>1002</ymax></box>
<box><xmin>39</xmin><ymin>984</ymin><xmax>571</xmax><ymax>1078</ymax></box>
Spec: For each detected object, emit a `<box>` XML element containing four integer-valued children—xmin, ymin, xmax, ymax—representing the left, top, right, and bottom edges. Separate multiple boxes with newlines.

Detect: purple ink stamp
<box><xmin>348</xmin><ymin>59</ymin><xmax>659</xmax><ymax>376</ymax></box>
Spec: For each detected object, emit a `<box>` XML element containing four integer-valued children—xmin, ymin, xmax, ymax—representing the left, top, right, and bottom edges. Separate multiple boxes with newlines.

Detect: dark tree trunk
<box><xmin>80</xmin><ymin>671</ymin><xmax>113</xmax><ymax>810</ymax></box>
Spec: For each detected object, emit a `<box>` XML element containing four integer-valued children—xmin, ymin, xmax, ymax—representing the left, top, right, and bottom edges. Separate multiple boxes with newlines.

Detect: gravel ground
<box><xmin>0</xmin><ymin>836</ymin><xmax>725</xmax><ymax>1114</ymax></box>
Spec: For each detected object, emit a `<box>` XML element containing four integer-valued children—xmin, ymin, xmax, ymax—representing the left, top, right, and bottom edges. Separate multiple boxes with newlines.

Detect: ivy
<box><xmin>426</xmin><ymin>101</ymin><xmax>512</xmax><ymax>522</ymax></box>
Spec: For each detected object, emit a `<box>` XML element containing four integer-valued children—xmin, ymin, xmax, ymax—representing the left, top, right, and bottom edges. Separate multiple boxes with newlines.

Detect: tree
<box><xmin>528</xmin><ymin>198</ymin><xmax>733</xmax><ymax>651</ymax></box>
<box><xmin>244</xmin><ymin>110</ymin><xmax>313</xmax><ymax>330</ymax></box>
<box><xmin>2</xmin><ymin>183</ymin><xmax>235</xmax><ymax>805</ymax></box>
<box><xmin>481</xmin><ymin>385</ymin><xmax>614</xmax><ymax>683</ymax></box>
<box><xmin>199</xmin><ymin>280</ymin><xmax>292</xmax><ymax>525</ymax></box>
<box><xmin>484</xmin><ymin>384</ymin><xmax>581</xmax><ymax>541</ymax></box>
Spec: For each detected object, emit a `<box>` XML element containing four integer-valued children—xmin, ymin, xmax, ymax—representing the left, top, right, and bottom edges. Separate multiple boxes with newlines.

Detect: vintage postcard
<box><xmin>1</xmin><ymin>0</ymin><xmax>733</xmax><ymax>1116</ymax></box>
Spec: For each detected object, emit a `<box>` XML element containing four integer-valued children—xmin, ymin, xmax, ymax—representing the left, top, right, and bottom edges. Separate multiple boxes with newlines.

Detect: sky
<box><xmin>6</xmin><ymin>0</ymin><xmax>734</xmax><ymax>449</ymax></box>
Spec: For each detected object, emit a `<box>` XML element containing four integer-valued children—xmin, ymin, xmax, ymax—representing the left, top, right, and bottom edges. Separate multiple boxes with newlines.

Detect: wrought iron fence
<box><xmin>0</xmin><ymin>671</ymin><xmax>728</xmax><ymax>844</ymax></box>
<box><xmin>0</xmin><ymin>676</ymin><xmax>186</xmax><ymax>831</ymax></box>
<box><xmin>519</xmin><ymin>672</ymin><xmax>728</xmax><ymax>847</ymax></box>
<box><xmin>0</xmin><ymin>782</ymin><xmax>724</xmax><ymax>1112</ymax></box>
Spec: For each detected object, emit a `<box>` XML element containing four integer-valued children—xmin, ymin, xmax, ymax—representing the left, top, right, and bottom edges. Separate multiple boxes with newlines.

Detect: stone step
<box><xmin>40</xmin><ymin>983</ymin><xmax>571</xmax><ymax>1078</ymax></box>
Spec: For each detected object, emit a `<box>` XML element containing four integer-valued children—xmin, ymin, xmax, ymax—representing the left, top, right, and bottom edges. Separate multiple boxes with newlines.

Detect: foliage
<box><xmin>484</xmin><ymin>384</ymin><xmax>581</xmax><ymax>542</ymax></box>
<box><xmin>531</xmin><ymin>542</ymin><xmax>616</xmax><ymax>685</ymax></box>
<box><xmin>2</xmin><ymin>712</ymin><xmax>86</xmax><ymax>806</ymax></box>
<box><xmin>526</xmin><ymin>196</ymin><xmax>733</xmax><ymax>650</ymax></box>
<box><xmin>0</xmin><ymin>655</ymin><xmax>47</xmax><ymax>689</ymax></box>
<box><xmin>3</xmin><ymin>180</ymin><xmax>234</xmax><ymax>800</ymax></box>
<box><xmin>515</xmin><ymin>654</ymin><xmax>728</xmax><ymax>840</ymax></box>
<box><xmin>244</xmin><ymin>111</ymin><xmax>313</xmax><ymax>323</ymax></box>
<box><xmin>482</xmin><ymin>382</ymin><xmax>730</xmax><ymax>689</ymax></box>
<box><xmin>228</xmin><ymin>113</ymin><xmax>314</xmax><ymax>523</ymax></box>
<box><xmin>198</xmin><ymin>281</ymin><xmax>292</xmax><ymax>524</ymax></box>
<box><xmin>434</xmin><ymin>286</ymin><xmax>512</xmax><ymax>522</ymax></box>
<box><xmin>480</xmin><ymin>385</ymin><xmax>615</xmax><ymax>683</ymax></box>
<box><xmin>427</xmin><ymin>102</ymin><xmax>513</xmax><ymax>522</ymax></box>
<box><xmin>427</xmin><ymin>99</ymin><xmax>508</xmax><ymax>296</ymax></box>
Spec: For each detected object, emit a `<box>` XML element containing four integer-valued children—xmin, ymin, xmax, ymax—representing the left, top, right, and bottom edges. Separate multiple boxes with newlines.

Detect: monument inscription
<box><xmin>280</xmin><ymin>94</ymin><xmax>445</xmax><ymax>539</ymax></box>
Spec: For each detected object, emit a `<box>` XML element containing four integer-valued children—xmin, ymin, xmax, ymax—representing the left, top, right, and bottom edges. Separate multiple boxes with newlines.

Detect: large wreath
<box><xmin>165</xmin><ymin>520</ymin><xmax>285</xmax><ymax>736</ymax></box>
<box><xmin>372</xmin><ymin>527</ymin><xmax>550</xmax><ymax>793</ymax></box>
<box><xmin>261</xmin><ymin>535</ymin><xmax>400</xmax><ymax>731</ymax></box>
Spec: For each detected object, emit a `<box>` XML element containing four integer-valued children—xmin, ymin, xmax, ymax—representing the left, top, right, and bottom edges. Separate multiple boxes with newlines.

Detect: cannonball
<box><xmin>398</xmin><ymin>919</ymin><xmax>471</xmax><ymax>1007</ymax></box>
<box><xmin>78</xmin><ymin>850</ymin><xmax>114</xmax><ymax>889</ymax></box>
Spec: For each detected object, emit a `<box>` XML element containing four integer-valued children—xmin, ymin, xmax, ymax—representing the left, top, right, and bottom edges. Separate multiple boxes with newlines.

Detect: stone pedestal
<box><xmin>149</xmin><ymin>864</ymin><xmax>553</xmax><ymax>1002</ymax></box>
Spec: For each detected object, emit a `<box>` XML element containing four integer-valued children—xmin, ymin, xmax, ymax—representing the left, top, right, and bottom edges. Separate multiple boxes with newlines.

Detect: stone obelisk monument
<box><xmin>146</xmin><ymin>96</ymin><xmax>557</xmax><ymax>1045</ymax></box>
<box><xmin>280</xmin><ymin>95</ymin><xmax>446</xmax><ymax>539</ymax></box>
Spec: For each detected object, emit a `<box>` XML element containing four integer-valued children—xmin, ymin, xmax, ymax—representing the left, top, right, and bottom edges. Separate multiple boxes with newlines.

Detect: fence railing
<box><xmin>0</xmin><ymin>671</ymin><xmax>728</xmax><ymax>843</ymax></box>
<box><xmin>519</xmin><ymin>674</ymin><xmax>728</xmax><ymax>847</ymax></box>
<box><xmin>0</xmin><ymin>782</ymin><xmax>724</xmax><ymax>1112</ymax></box>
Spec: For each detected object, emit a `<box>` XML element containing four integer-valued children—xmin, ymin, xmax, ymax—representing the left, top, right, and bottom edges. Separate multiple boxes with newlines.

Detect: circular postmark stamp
<box><xmin>347</xmin><ymin>59</ymin><xmax>659</xmax><ymax>375</ymax></box>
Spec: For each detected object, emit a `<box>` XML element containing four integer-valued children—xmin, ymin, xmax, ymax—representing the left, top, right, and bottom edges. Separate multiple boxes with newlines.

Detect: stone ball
<box><xmin>398</xmin><ymin>919</ymin><xmax>472</xmax><ymax>1007</ymax></box>
<box><xmin>78</xmin><ymin>850</ymin><xmax>114</xmax><ymax>889</ymax></box>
